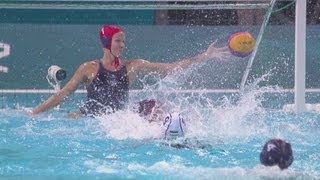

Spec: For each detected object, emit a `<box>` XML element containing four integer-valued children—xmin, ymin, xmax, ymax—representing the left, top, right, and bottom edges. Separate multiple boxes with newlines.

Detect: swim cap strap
<box><xmin>114</xmin><ymin>57</ymin><xmax>120</xmax><ymax>68</ymax></box>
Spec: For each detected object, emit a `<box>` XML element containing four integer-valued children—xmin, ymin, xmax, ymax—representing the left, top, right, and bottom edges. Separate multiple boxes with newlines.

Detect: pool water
<box><xmin>1</xmin><ymin>2</ymin><xmax>319</xmax><ymax>178</ymax></box>
<box><xmin>1</xmin><ymin>84</ymin><xmax>320</xmax><ymax>179</ymax></box>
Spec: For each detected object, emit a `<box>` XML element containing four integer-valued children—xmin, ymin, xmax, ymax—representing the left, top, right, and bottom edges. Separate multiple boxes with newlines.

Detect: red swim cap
<box><xmin>99</xmin><ymin>25</ymin><xmax>123</xmax><ymax>68</ymax></box>
<box><xmin>99</xmin><ymin>25</ymin><xmax>123</xmax><ymax>50</ymax></box>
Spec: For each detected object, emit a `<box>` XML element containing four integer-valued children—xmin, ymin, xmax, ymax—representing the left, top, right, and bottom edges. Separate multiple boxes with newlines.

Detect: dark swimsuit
<box><xmin>80</xmin><ymin>61</ymin><xmax>129</xmax><ymax>116</ymax></box>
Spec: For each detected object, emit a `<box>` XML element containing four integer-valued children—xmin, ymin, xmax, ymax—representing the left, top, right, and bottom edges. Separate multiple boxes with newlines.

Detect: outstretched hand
<box><xmin>203</xmin><ymin>40</ymin><xmax>231</xmax><ymax>60</ymax></box>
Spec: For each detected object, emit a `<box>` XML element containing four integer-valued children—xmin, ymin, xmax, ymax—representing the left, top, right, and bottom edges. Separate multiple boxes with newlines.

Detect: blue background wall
<box><xmin>0</xmin><ymin>6</ymin><xmax>320</xmax><ymax>90</ymax></box>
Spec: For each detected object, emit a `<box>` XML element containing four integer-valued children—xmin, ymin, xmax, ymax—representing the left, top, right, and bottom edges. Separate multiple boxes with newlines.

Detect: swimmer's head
<box><xmin>163</xmin><ymin>112</ymin><xmax>186</xmax><ymax>140</ymax></box>
<box><xmin>260</xmin><ymin>139</ymin><xmax>293</xmax><ymax>170</ymax></box>
<box><xmin>138</xmin><ymin>99</ymin><xmax>156</xmax><ymax>116</ymax></box>
<box><xmin>99</xmin><ymin>25</ymin><xmax>123</xmax><ymax>50</ymax></box>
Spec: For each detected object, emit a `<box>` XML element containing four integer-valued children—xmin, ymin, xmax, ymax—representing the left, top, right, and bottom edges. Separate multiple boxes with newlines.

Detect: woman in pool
<box><xmin>30</xmin><ymin>25</ymin><xmax>229</xmax><ymax>117</ymax></box>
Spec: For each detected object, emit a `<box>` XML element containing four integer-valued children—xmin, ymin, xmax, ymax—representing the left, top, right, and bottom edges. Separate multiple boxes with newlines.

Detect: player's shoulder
<box><xmin>126</xmin><ymin>59</ymin><xmax>150</xmax><ymax>68</ymax></box>
<box><xmin>80</xmin><ymin>60</ymin><xmax>99</xmax><ymax>69</ymax></box>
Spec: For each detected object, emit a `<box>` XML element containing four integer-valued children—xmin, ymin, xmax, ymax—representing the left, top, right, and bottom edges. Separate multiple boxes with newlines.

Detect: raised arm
<box><xmin>30</xmin><ymin>63</ymin><xmax>88</xmax><ymax>115</ymax></box>
<box><xmin>129</xmin><ymin>41</ymin><xmax>230</xmax><ymax>77</ymax></box>
<box><xmin>172</xmin><ymin>41</ymin><xmax>230</xmax><ymax>70</ymax></box>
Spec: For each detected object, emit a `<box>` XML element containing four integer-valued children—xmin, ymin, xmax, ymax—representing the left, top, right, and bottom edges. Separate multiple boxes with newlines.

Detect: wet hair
<box><xmin>260</xmin><ymin>139</ymin><xmax>293</xmax><ymax>170</ymax></box>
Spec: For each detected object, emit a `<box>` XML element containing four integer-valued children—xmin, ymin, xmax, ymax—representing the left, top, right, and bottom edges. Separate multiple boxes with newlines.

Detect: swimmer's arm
<box><xmin>131</xmin><ymin>41</ymin><xmax>230</xmax><ymax>75</ymax></box>
<box><xmin>172</xmin><ymin>41</ymin><xmax>230</xmax><ymax>70</ymax></box>
<box><xmin>30</xmin><ymin>64</ymin><xmax>86</xmax><ymax>115</ymax></box>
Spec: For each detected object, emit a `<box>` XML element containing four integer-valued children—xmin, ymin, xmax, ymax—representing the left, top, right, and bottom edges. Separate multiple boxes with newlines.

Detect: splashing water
<box><xmin>2</xmin><ymin>63</ymin><xmax>320</xmax><ymax>178</ymax></box>
<box><xmin>96</xmin><ymin>110</ymin><xmax>163</xmax><ymax>140</ymax></box>
<box><xmin>95</xmin><ymin>62</ymin><xmax>277</xmax><ymax>142</ymax></box>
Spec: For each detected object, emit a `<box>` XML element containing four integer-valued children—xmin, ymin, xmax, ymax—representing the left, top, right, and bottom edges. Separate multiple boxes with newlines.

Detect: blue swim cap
<box><xmin>260</xmin><ymin>139</ymin><xmax>293</xmax><ymax>170</ymax></box>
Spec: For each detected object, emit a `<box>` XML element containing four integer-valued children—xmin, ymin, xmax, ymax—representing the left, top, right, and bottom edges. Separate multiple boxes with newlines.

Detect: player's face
<box><xmin>111</xmin><ymin>32</ymin><xmax>125</xmax><ymax>57</ymax></box>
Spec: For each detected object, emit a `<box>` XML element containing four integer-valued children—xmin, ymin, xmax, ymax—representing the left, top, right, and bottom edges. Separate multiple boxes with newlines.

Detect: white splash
<box><xmin>97</xmin><ymin>65</ymin><xmax>274</xmax><ymax>141</ymax></box>
<box><xmin>96</xmin><ymin>110</ymin><xmax>162</xmax><ymax>140</ymax></box>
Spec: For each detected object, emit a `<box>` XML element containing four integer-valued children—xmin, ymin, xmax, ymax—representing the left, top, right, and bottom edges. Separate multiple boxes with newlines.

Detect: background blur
<box><xmin>0</xmin><ymin>0</ymin><xmax>319</xmax><ymax>89</ymax></box>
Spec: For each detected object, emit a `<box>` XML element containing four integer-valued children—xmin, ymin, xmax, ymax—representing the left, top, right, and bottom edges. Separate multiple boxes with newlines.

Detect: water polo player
<box><xmin>30</xmin><ymin>25</ymin><xmax>230</xmax><ymax>117</ymax></box>
<box><xmin>260</xmin><ymin>138</ymin><xmax>294</xmax><ymax>170</ymax></box>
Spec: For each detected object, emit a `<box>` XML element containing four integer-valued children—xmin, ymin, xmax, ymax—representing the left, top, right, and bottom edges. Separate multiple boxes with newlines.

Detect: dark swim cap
<box><xmin>138</xmin><ymin>99</ymin><xmax>156</xmax><ymax>116</ymax></box>
<box><xmin>99</xmin><ymin>25</ymin><xmax>123</xmax><ymax>50</ymax></box>
<box><xmin>260</xmin><ymin>139</ymin><xmax>293</xmax><ymax>170</ymax></box>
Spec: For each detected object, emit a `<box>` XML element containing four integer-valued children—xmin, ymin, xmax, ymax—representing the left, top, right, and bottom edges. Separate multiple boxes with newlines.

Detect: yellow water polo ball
<box><xmin>228</xmin><ymin>31</ymin><xmax>255</xmax><ymax>57</ymax></box>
